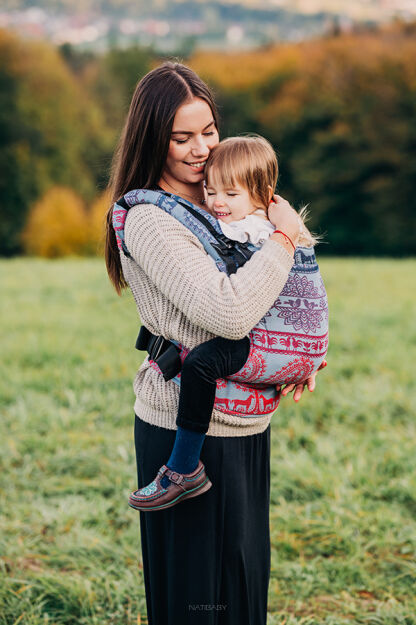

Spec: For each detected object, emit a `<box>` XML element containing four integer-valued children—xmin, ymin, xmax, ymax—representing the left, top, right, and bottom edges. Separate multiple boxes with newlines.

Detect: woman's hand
<box><xmin>276</xmin><ymin>360</ymin><xmax>327</xmax><ymax>402</ymax></box>
<box><xmin>268</xmin><ymin>195</ymin><xmax>300</xmax><ymax>246</ymax></box>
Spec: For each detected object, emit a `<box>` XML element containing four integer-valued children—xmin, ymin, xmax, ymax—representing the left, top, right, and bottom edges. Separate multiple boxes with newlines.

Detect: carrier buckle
<box><xmin>135</xmin><ymin>326</ymin><xmax>183</xmax><ymax>382</ymax></box>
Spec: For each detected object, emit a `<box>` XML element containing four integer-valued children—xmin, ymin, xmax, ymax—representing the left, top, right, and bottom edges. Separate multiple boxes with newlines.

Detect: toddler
<box><xmin>129</xmin><ymin>136</ymin><xmax>318</xmax><ymax>512</ymax></box>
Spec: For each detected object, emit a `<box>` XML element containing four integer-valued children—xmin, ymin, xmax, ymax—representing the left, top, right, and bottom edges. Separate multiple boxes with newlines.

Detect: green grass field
<box><xmin>1</xmin><ymin>257</ymin><xmax>416</xmax><ymax>625</ymax></box>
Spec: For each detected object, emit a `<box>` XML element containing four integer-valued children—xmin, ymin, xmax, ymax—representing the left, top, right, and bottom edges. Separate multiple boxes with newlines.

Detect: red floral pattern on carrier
<box><xmin>210</xmin><ymin>248</ymin><xmax>329</xmax><ymax>414</ymax></box>
<box><xmin>148</xmin><ymin>248</ymin><xmax>329</xmax><ymax>417</ymax></box>
<box><xmin>114</xmin><ymin>189</ymin><xmax>329</xmax><ymax>418</ymax></box>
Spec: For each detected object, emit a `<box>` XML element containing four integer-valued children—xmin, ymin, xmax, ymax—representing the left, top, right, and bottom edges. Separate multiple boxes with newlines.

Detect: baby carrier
<box><xmin>113</xmin><ymin>189</ymin><xmax>329</xmax><ymax>417</ymax></box>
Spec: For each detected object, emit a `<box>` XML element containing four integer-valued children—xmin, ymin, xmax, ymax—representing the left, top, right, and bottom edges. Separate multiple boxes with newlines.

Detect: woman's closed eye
<box><xmin>174</xmin><ymin>131</ymin><xmax>216</xmax><ymax>145</ymax></box>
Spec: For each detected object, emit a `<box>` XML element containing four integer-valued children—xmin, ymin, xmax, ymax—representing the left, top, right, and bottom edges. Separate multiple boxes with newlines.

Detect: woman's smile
<box><xmin>184</xmin><ymin>159</ymin><xmax>208</xmax><ymax>173</ymax></box>
<box><xmin>161</xmin><ymin>98</ymin><xmax>219</xmax><ymax>199</ymax></box>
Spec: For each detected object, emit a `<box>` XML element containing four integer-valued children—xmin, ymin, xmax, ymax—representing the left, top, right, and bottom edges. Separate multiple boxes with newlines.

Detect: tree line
<box><xmin>1</xmin><ymin>21</ymin><xmax>415</xmax><ymax>256</ymax></box>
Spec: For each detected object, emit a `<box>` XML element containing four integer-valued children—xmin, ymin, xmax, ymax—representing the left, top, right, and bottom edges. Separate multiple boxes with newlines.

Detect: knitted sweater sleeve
<box><xmin>124</xmin><ymin>204</ymin><xmax>294</xmax><ymax>340</ymax></box>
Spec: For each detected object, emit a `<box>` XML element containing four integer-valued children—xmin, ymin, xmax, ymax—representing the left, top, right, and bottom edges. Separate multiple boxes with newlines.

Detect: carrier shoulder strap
<box><xmin>113</xmin><ymin>188</ymin><xmax>257</xmax><ymax>275</ymax></box>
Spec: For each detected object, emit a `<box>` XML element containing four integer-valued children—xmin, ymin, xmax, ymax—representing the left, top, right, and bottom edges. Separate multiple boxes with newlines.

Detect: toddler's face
<box><xmin>205</xmin><ymin>173</ymin><xmax>258</xmax><ymax>224</ymax></box>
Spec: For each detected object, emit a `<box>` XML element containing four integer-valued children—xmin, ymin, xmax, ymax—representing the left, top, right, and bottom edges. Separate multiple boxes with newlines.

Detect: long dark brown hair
<box><xmin>105</xmin><ymin>61</ymin><xmax>219</xmax><ymax>294</ymax></box>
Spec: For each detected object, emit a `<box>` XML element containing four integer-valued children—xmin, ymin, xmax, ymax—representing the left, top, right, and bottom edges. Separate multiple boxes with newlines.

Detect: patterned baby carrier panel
<box><xmin>113</xmin><ymin>189</ymin><xmax>329</xmax><ymax>417</ymax></box>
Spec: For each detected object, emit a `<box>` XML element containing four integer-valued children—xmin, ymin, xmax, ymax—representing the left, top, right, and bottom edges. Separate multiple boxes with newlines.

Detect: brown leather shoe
<box><xmin>128</xmin><ymin>460</ymin><xmax>212</xmax><ymax>512</ymax></box>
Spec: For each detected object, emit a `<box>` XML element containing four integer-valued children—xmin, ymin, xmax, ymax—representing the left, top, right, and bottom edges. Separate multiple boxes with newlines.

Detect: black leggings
<box><xmin>176</xmin><ymin>335</ymin><xmax>250</xmax><ymax>434</ymax></box>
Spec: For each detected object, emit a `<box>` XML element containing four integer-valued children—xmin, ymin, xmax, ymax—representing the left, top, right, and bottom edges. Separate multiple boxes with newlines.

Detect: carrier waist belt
<box><xmin>136</xmin><ymin>325</ymin><xmax>182</xmax><ymax>382</ymax></box>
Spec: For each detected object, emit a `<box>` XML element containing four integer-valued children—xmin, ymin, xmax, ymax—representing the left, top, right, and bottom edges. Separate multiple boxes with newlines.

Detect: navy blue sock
<box><xmin>160</xmin><ymin>426</ymin><xmax>206</xmax><ymax>488</ymax></box>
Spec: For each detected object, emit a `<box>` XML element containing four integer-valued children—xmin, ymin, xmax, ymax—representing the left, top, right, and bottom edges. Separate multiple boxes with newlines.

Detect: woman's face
<box><xmin>163</xmin><ymin>98</ymin><xmax>219</xmax><ymax>187</ymax></box>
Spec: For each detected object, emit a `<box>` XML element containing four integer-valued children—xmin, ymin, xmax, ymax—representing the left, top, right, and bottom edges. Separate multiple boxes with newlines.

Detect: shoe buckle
<box><xmin>167</xmin><ymin>471</ymin><xmax>184</xmax><ymax>485</ymax></box>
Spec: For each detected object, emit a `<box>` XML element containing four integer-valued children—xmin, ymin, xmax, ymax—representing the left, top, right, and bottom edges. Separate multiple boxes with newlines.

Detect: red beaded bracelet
<box><xmin>273</xmin><ymin>230</ymin><xmax>296</xmax><ymax>252</ymax></box>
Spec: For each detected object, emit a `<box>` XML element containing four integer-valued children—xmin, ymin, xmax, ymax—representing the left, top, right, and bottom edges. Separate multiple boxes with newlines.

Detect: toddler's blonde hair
<box><xmin>205</xmin><ymin>135</ymin><xmax>277</xmax><ymax>212</ymax></box>
<box><xmin>206</xmin><ymin>134</ymin><xmax>318</xmax><ymax>247</ymax></box>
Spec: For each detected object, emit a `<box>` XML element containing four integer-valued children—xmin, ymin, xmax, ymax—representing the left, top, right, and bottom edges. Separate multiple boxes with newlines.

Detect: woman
<box><xmin>105</xmin><ymin>62</ymin><xmax>323</xmax><ymax>625</ymax></box>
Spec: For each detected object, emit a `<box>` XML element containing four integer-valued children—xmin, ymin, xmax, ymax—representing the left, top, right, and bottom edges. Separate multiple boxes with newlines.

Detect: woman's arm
<box><xmin>124</xmin><ymin>204</ymin><xmax>294</xmax><ymax>340</ymax></box>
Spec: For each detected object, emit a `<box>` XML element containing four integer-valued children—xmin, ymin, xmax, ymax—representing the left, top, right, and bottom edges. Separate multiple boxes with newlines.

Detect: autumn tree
<box><xmin>88</xmin><ymin>189</ymin><xmax>112</xmax><ymax>255</ymax></box>
<box><xmin>0</xmin><ymin>29</ymin><xmax>113</xmax><ymax>255</ymax></box>
<box><xmin>190</xmin><ymin>23</ymin><xmax>416</xmax><ymax>255</ymax></box>
<box><xmin>21</xmin><ymin>187</ymin><xmax>89</xmax><ymax>257</ymax></box>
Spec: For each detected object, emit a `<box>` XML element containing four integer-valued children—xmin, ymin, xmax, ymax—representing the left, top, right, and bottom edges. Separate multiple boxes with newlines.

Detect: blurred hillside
<box><xmin>1</xmin><ymin>0</ymin><xmax>415</xmax><ymax>52</ymax></box>
<box><xmin>0</xmin><ymin>20</ymin><xmax>415</xmax><ymax>256</ymax></box>
<box><xmin>2</xmin><ymin>0</ymin><xmax>414</xmax><ymax>21</ymax></box>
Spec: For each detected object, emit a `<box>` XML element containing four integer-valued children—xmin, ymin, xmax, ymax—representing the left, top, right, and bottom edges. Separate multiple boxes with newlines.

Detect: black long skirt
<box><xmin>134</xmin><ymin>415</ymin><xmax>271</xmax><ymax>625</ymax></box>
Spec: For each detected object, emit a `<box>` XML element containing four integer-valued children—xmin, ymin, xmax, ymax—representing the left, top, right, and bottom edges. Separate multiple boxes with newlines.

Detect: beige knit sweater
<box><xmin>120</xmin><ymin>203</ymin><xmax>294</xmax><ymax>437</ymax></box>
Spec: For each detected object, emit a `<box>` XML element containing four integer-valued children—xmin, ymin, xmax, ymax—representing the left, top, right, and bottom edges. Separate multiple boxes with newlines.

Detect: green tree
<box><xmin>0</xmin><ymin>29</ymin><xmax>113</xmax><ymax>255</ymax></box>
<box><xmin>191</xmin><ymin>26</ymin><xmax>416</xmax><ymax>255</ymax></box>
<box><xmin>85</xmin><ymin>45</ymin><xmax>154</xmax><ymax>129</ymax></box>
